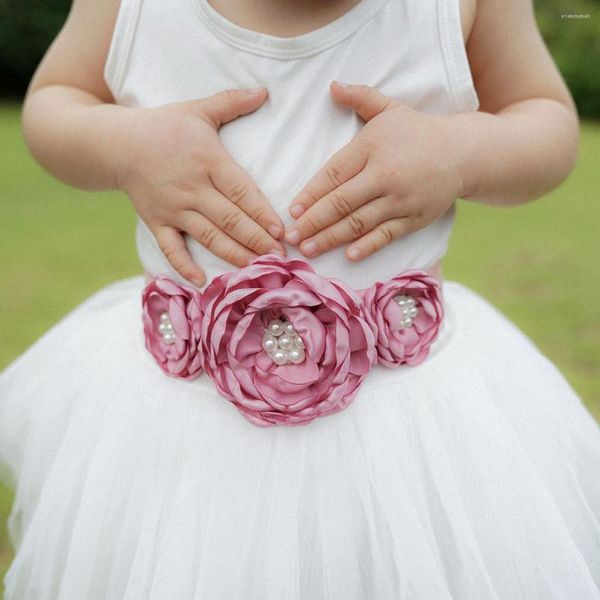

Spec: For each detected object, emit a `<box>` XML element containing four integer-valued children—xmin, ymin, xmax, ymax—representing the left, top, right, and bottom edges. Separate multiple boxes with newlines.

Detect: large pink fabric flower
<box><xmin>361</xmin><ymin>270</ymin><xmax>444</xmax><ymax>367</ymax></box>
<box><xmin>142</xmin><ymin>276</ymin><xmax>204</xmax><ymax>379</ymax></box>
<box><xmin>200</xmin><ymin>254</ymin><xmax>376</xmax><ymax>427</ymax></box>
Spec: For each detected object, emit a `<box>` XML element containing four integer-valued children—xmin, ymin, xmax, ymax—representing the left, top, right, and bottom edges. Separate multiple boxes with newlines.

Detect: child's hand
<box><xmin>284</xmin><ymin>82</ymin><xmax>464</xmax><ymax>262</ymax></box>
<box><xmin>116</xmin><ymin>87</ymin><xmax>285</xmax><ymax>286</ymax></box>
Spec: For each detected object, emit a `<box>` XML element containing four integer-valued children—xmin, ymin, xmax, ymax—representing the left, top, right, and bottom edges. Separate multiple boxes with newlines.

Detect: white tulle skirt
<box><xmin>1</xmin><ymin>275</ymin><xmax>600</xmax><ymax>599</ymax></box>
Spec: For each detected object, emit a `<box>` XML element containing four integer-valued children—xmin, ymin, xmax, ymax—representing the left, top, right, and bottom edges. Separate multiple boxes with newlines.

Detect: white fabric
<box><xmin>105</xmin><ymin>0</ymin><xmax>479</xmax><ymax>289</ymax></box>
<box><xmin>2</xmin><ymin>0</ymin><xmax>600</xmax><ymax>598</ymax></box>
<box><xmin>1</xmin><ymin>277</ymin><xmax>600</xmax><ymax>599</ymax></box>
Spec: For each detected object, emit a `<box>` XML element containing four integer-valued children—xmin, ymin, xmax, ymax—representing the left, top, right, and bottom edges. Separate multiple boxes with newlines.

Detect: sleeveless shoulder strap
<box><xmin>436</xmin><ymin>0</ymin><xmax>480</xmax><ymax>112</ymax></box>
<box><xmin>104</xmin><ymin>0</ymin><xmax>143</xmax><ymax>100</ymax></box>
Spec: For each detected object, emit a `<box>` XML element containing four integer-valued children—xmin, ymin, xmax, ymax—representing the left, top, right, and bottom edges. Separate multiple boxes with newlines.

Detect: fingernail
<box><xmin>269</xmin><ymin>247</ymin><xmax>285</xmax><ymax>256</ymax></box>
<box><xmin>268</xmin><ymin>224</ymin><xmax>283</xmax><ymax>239</ymax></box>
<box><xmin>247</xmin><ymin>87</ymin><xmax>265</xmax><ymax>95</ymax></box>
<box><xmin>191</xmin><ymin>278</ymin><xmax>204</xmax><ymax>287</ymax></box>
<box><xmin>347</xmin><ymin>247</ymin><xmax>361</xmax><ymax>260</ymax></box>
<box><xmin>334</xmin><ymin>80</ymin><xmax>351</xmax><ymax>88</ymax></box>
<box><xmin>301</xmin><ymin>240</ymin><xmax>317</xmax><ymax>257</ymax></box>
<box><xmin>290</xmin><ymin>204</ymin><xmax>305</xmax><ymax>218</ymax></box>
<box><xmin>285</xmin><ymin>229</ymin><xmax>301</xmax><ymax>246</ymax></box>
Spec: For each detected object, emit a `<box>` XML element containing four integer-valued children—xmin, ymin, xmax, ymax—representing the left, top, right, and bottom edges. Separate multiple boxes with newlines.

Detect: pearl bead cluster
<box><xmin>392</xmin><ymin>294</ymin><xmax>419</xmax><ymax>328</ymax></box>
<box><xmin>262</xmin><ymin>318</ymin><xmax>306</xmax><ymax>366</ymax></box>
<box><xmin>158</xmin><ymin>311</ymin><xmax>177</xmax><ymax>345</ymax></box>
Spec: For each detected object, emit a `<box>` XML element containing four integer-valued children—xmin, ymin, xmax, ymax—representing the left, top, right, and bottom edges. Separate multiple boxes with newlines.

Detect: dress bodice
<box><xmin>104</xmin><ymin>0</ymin><xmax>479</xmax><ymax>288</ymax></box>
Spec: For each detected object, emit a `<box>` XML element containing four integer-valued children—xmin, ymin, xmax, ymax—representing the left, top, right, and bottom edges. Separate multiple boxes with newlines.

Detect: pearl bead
<box><xmin>262</xmin><ymin>334</ymin><xmax>277</xmax><ymax>353</ymax></box>
<box><xmin>162</xmin><ymin>331</ymin><xmax>176</xmax><ymax>344</ymax></box>
<box><xmin>272</xmin><ymin>349</ymin><xmax>288</xmax><ymax>365</ymax></box>
<box><xmin>278</xmin><ymin>334</ymin><xmax>293</xmax><ymax>350</ymax></box>
<box><xmin>158</xmin><ymin>321</ymin><xmax>173</xmax><ymax>334</ymax></box>
<box><xmin>262</xmin><ymin>316</ymin><xmax>307</xmax><ymax>365</ymax></box>
<box><xmin>268</xmin><ymin>319</ymin><xmax>284</xmax><ymax>337</ymax></box>
<box><xmin>289</xmin><ymin>347</ymin><xmax>305</xmax><ymax>364</ymax></box>
<box><xmin>394</xmin><ymin>294</ymin><xmax>416</xmax><ymax>307</ymax></box>
<box><xmin>160</xmin><ymin>312</ymin><xmax>170</xmax><ymax>324</ymax></box>
<box><xmin>393</xmin><ymin>295</ymin><xmax>418</xmax><ymax>328</ymax></box>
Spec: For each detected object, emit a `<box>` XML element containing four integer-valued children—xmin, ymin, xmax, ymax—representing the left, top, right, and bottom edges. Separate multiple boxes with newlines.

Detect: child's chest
<box><xmin>206</xmin><ymin>0</ymin><xmax>478</xmax><ymax>42</ymax></box>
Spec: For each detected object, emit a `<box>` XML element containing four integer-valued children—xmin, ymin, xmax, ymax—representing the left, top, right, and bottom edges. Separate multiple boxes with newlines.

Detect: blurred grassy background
<box><xmin>0</xmin><ymin>102</ymin><xmax>599</xmax><ymax>590</ymax></box>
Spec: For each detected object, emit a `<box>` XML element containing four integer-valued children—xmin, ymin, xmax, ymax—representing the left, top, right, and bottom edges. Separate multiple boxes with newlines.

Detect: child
<box><xmin>1</xmin><ymin>0</ymin><xmax>600</xmax><ymax>597</ymax></box>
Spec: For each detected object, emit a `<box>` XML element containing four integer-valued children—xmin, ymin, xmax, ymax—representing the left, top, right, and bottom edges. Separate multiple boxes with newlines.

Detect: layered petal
<box><xmin>141</xmin><ymin>276</ymin><xmax>204</xmax><ymax>379</ymax></box>
<box><xmin>361</xmin><ymin>270</ymin><xmax>444</xmax><ymax>367</ymax></box>
<box><xmin>200</xmin><ymin>254</ymin><xmax>375</xmax><ymax>426</ymax></box>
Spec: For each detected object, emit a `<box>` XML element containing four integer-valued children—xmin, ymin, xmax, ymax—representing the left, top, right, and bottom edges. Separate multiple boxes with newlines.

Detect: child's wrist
<box><xmin>440</xmin><ymin>100</ymin><xmax>579</xmax><ymax>207</ymax></box>
<box><xmin>440</xmin><ymin>111</ymin><xmax>489</xmax><ymax>201</ymax></box>
<box><xmin>73</xmin><ymin>102</ymin><xmax>140</xmax><ymax>192</ymax></box>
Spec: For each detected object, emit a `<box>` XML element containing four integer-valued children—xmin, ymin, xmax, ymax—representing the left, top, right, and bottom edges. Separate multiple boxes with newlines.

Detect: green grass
<box><xmin>0</xmin><ymin>101</ymin><xmax>599</xmax><ymax>591</ymax></box>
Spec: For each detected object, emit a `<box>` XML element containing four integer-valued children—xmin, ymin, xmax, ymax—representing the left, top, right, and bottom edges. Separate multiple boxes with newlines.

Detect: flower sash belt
<box><xmin>142</xmin><ymin>254</ymin><xmax>444</xmax><ymax>427</ymax></box>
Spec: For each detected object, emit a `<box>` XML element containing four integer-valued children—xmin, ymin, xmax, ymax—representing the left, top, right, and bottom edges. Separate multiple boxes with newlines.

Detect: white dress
<box><xmin>1</xmin><ymin>0</ymin><xmax>600</xmax><ymax>598</ymax></box>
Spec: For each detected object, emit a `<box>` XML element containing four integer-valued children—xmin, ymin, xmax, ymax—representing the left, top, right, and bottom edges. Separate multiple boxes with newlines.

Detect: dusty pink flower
<box><xmin>200</xmin><ymin>254</ymin><xmax>376</xmax><ymax>427</ymax></box>
<box><xmin>361</xmin><ymin>270</ymin><xmax>444</xmax><ymax>367</ymax></box>
<box><xmin>142</xmin><ymin>276</ymin><xmax>203</xmax><ymax>379</ymax></box>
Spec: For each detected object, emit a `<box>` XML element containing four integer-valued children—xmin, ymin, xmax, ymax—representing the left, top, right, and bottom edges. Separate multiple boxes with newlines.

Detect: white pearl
<box><xmin>284</xmin><ymin>321</ymin><xmax>295</xmax><ymax>335</ymax></box>
<box><xmin>293</xmin><ymin>334</ymin><xmax>305</xmax><ymax>348</ymax></box>
<box><xmin>268</xmin><ymin>319</ymin><xmax>284</xmax><ymax>337</ymax></box>
<box><xmin>160</xmin><ymin>312</ymin><xmax>171</xmax><ymax>324</ymax></box>
<box><xmin>395</xmin><ymin>296</ymin><xmax>407</xmax><ymax>306</ymax></box>
<box><xmin>272</xmin><ymin>349</ymin><xmax>288</xmax><ymax>365</ymax></box>
<box><xmin>158</xmin><ymin>321</ymin><xmax>173</xmax><ymax>334</ymax></box>
<box><xmin>400</xmin><ymin>317</ymin><xmax>413</xmax><ymax>328</ymax></box>
<box><xmin>402</xmin><ymin>295</ymin><xmax>413</xmax><ymax>305</ymax></box>
<box><xmin>289</xmin><ymin>347</ymin><xmax>305</xmax><ymax>364</ymax></box>
<box><xmin>262</xmin><ymin>334</ymin><xmax>277</xmax><ymax>353</ymax></box>
<box><xmin>278</xmin><ymin>334</ymin><xmax>293</xmax><ymax>350</ymax></box>
<box><xmin>163</xmin><ymin>331</ymin><xmax>176</xmax><ymax>344</ymax></box>
<box><xmin>408</xmin><ymin>306</ymin><xmax>418</xmax><ymax>318</ymax></box>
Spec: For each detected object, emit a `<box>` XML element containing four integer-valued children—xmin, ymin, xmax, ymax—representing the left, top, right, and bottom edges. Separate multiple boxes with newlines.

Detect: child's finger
<box><xmin>329</xmin><ymin>81</ymin><xmax>396</xmax><ymax>123</ymax></box>
<box><xmin>285</xmin><ymin>170</ymin><xmax>381</xmax><ymax>246</ymax></box>
<box><xmin>345</xmin><ymin>217</ymin><xmax>416</xmax><ymax>262</ymax></box>
<box><xmin>297</xmin><ymin>196</ymin><xmax>396</xmax><ymax>258</ymax></box>
<box><xmin>288</xmin><ymin>141</ymin><xmax>368</xmax><ymax>219</ymax></box>
<box><xmin>191</xmin><ymin>186</ymin><xmax>285</xmax><ymax>256</ymax></box>
<box><xmin>209</xmin><ymin>150</ymin><xmax>285</xmax><ymax>240</ymax></box>
<box><xmin>180</xmin><ymin>210</ymin><xmax>258</xmax><ymax>268</ymax></box>
<box><xmin>153</xmin><ymin>225</ymin><xmax>207</xmax><ymax>287</ymax></box>
<box><xmin>188</xmin><ymin>87</ymin><xmax>269</xmax><ymax>130</ymax></box>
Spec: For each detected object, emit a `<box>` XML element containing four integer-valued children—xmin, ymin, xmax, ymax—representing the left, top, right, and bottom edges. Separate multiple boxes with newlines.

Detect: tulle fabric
<box><xmin>1</xmin><ymin>275</ymin><xmax>600</xmax><ymax>599</ymax></box>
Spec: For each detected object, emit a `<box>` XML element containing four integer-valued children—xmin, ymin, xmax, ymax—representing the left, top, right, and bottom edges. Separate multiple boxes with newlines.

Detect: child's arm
<box><xmin>283</xmin><ymin>0</ymin><xmax>579</xmax><ymax>261</ymax></box>
<box><xmin>444</xmin><ymin>0</ymin><xmax>579</xmax><ymax>205</ymax></box>
<box><xmin>21</xmin><ymin>0</ymin><xmax>285</xmax><ymax>286</ymax></box>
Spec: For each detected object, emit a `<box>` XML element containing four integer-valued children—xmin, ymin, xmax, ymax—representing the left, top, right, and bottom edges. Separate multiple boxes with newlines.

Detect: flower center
<box><xmin>158</xmin><ymin>311</ymin><xmax>176</xmax><ymax>344</ymax></box>
<box><xmin>393</xmin><ymin>294</ymin><xmax>419</xmax><ymax>328</ymax></box>
<box><xmin>262</xmin><ymin>317</ymin><xmax>306</xmax><ymax>365</ymax></box>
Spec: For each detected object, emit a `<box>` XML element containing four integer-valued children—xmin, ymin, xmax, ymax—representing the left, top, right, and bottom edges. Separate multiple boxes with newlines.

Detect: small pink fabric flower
<box><xmin>361</xmin><ymin>270</ymin><xmax>444</xmax><ymax>367</ymax></box>
<box><xmin>142</xmin><ymin>276</ymin><xmax>204</xmax><ymax>379</ymax></box>
<box><xmin>200</xmin><ymin>254</ymin><xmax>376</xmax><ymax>427</ymax></box>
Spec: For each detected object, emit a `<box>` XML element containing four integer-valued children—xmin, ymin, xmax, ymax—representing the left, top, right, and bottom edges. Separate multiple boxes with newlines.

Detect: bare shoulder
<box><xmin>459</xmin><ymin>0</ymin><xmax>478</xmax><ymax>42</ymax></box>
<box><xmin>463</xmin><ymin>0</ymin><xmax>576</xmax><ymax>113</ymax></box>
<box><xmin>25</xmin><ymin>0</ymin><xmax>122</xmax><ymax>103</ymax></box>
